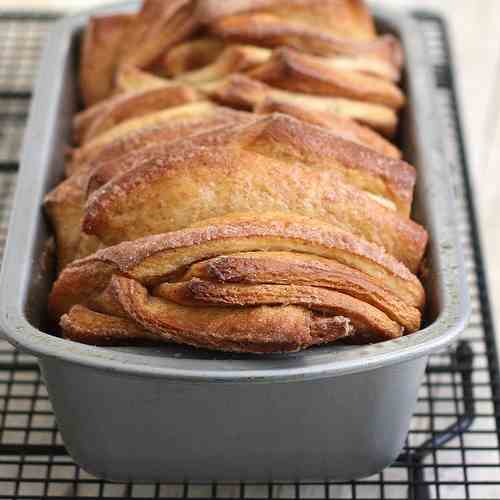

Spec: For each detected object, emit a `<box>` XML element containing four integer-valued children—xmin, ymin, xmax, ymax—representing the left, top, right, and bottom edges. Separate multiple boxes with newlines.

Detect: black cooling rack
<box><xmin>0</xmin><ymin>9</ymin><xmax>499</xmax><ymax>500</ymax></box>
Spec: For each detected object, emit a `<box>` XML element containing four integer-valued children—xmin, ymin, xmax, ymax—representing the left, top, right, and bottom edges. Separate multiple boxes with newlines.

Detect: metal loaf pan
<box><xmin>0</xmin><ymin>2</ymin><xmax>469</xmax><ymax>482</ymax></box>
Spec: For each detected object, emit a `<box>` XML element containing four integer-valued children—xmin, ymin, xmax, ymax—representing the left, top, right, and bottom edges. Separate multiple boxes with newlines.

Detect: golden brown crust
<box><xmin>79</xmin><ymin>14</ymin><xmax>133</xmax><ymax>107</ymax></box>
<box><xmin>210</xmin><ymin>74</ymin><xmax>398</xmax><ymax>136</ymax></box>
<box><xmin>164</xmin><ymin>39</ymin><xmax>399</xmax><ymax>82</ymax></box>
<box><xmin>49</xmin><ymin>212</ymin><xmax>424</xmax><ymax>319</ymax></box>
<box><xmin>44</xmin><ymin>175</ymin><xmax>87</xmax><ymax>271</ymax></box>
<box><xmin>79</xmin><ymin>85</ymin><xmax>202</xmax><ymax>144</ymax></box>
<box><xmin>114</xmin><ymin>65</ymin><xmax>172</xmax><ymax>94</ymax></box>
<box><xmin>53</xmin><ymin>0</ymin><xmax>425</xmax><ymax>352</ymax></box>
<box><xmin>73</xmin><ymin>85</ymin><xmax>199</xmax><ymax>147</ymax></box>
<box><xmin>49</xmin><ymin>105</ymin><xmax>255</xmax><ymax>269</ymax></box>
<box><xmin>184</xmin><ymin>252</ymin><xmax>421</xmax><ymax>331</ymax></box>
<box><xmin>111</xmin><ymin>276</ymin><xmax>354</xmax><ymax>352</ymax></box>
<box><xmin>116</xmin><ymin>112</ymin><xmax>410</xmax><ymax>212</ymax></box>
<box><xmin>44</xmin><ymin>164</ymin><xmax>104</xmax><ymax>272</ymax></box>
<box><xmin>70</xmin><ymin>108</ymin><xmax>255</xmax><ymax>183</ymax></box>
<box><xmin>68</xmin><ymin>274</ymin><xmax>350</xmax><ymax>351</ymax></box>
<box><xmin>156</xmin><ymin>279</ymin><xmax>402</xmax><ymax>340</ymax></box>
<box><xmin>255</xmin><ymin>98</ymin><xmax>401</xmax><ymax>158</ymax></box>
<box><xmin>71</xmin><ymin>101</ymin><xmax>220</xmax><ymax>170</ymax></box>
<box><xmin>308</xmin><ymin>55</ymin><xmax>400</xmax><ymax>82</ymax></box>
<box><xmin>249</xmin><ymin>47</ymin><xmax>405</xmax><ymax>109</ymax></box>
<box><xmin>227</xmin><ymin>113</ymin><xmax>411</xmax><ymax>210</ymax></box>
<box><xmin>72</xmin><ymin>234</ymin><xmax>104</xmax><ymax>265</ymax></box>
<box><xmin>73</xmin><ymin>99</ymin><xmax>113</xmax><ymax>146</ymax></box>
<box><xmin>198</xmin><ymin>0</ymin><xmax>376</xmax><ymax>41</ymax></box>
<box><xmin>82</xmin><ymin>140</ymin><xmax>426</xmax><ymax>271</ymax></box>
<box><xmin>118</xmin><ymin>0</ymin><xmax>199</xmax><ymax>69</ymax></box>
<box><xmin>85</xmin><ymin>109</ymin><xmax>257</xmax><ymax>195</ymax></box>
<box><xmin>162</xmin><ymin>38</ymin><xmax>225</xmax><ymax>77</ymax></box>
<box><xmin>211</xmin><ymin>13</ymin><xmax>402</xmax><ymax>67</ymax></box>
<box><xmin>61</xmin><ymin>305</ymin><xmax>160</xmax><ymax>346</ymax></box>
<box><xmin>197</xmin><ymin>0</ymin><xmax>321</xmax><ymax>23</ymax></box>
<box><xmin>178</xmin><ymin>45</ymin><xmax>271</xmax><ymax>83</ymax></box>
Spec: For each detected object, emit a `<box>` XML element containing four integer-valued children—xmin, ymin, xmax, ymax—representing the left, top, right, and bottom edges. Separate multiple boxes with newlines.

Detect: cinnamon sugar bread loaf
<box><xmin>45</xmin><ymin>0</ymin><xmax>428</xmax><ymax>352</ymax></box>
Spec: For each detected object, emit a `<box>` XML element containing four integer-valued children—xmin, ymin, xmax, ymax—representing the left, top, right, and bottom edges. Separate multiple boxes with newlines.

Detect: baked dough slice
<box><xmin>210</xmin><ymin>13</ymin><xmax>401</xmax><ymax>68</ymax></box>
<box><xmin>46</xmin><ymin>104</ymin><xmax>255</xmax><ymax>269</ymax></box>
<box><xmin>209</xmin><ymin>74</ymin><xmax>398</xmax><ymax>136</ymax></box>
<box><xmin>114</xmin><ymin>65</ymin><xmax>172</xmax><ymax>94</ymax></box>
<box><xmin>86</xmin><ymin>113</ymin><xmax>413</xmax><ymax>213</ymax></box>
<box><xmin>64</xmin><ymin>273</ymin><xmax>354</xmax><ymax>350</ymax></box>
<box><xmin>61</xmin><ymin>305</ymin><xmax>160</xmax><ymax>346</ymax></box>
<box><xmin>183</xmin><ymin>252</ymin><xmax>421</xmax><ymax>332</ymax></box>
<box><xmin>225</xmin><ymin>114</ymin><xmax>411</xmax><ymax>209</ymax></box>
<box><xmin>117</xmin><ymin>0</ymin><xmax>198</xmax><ymax>69</ymax></box>
<box><xmin>136</xmin><ymin>280</ymin><xmax>356</xmax><ymax>351</ymax></box>
<box><xmin>61</xmin><ymin>302</ymin><xmax>353</xmax><ymax>351</ymax></box>
<box><xmin>249</xmin><ymin>47</ymin><xmax>405</xmax><ymax>109</ymax></box>
<box><xmin>299</xmin><ymin>54</ymin><xmax>401</xmax><ymax>82</ymax></box>
<box><xmin>255</xmin><ymin>99</ymin><xmax>401</xmax><ymax>158</ymax></box>
<box><xmin>156</xmin><ymin>279</ymin><xmax>402</xmax><ymax>340</ymax></box>
<box><xmin>49</xmin><ymin>212</ymin><xmax>425</xmax><ymax>319</ymax></box>
<box><xmin>82</xmin><ymin>140</ymin><xmax>426</xmax><ymax>271</ymax></box>
<box><xmin>74</xmin><ymin>84</ymin><xmax>202</xmax><ymax>145</ymax></box>
<box><xmin>197</xmin><ymin>0</ymin><xmax>377</xmax><ymax>41</ymax></box>
<box><xmin>73</xmin><ymin>84</ymin><xmax>199</xmax><ymax>145</ymax></box>
<box><xmin>79</xmin><ymin>14</ymin><xmax>134</xmax><ymax>107</ymax></box>
<box><xmin>84</xmin><ymin>108</ymin><xmax>256</xmax><ymax>194</ymax></box>
<box><xmin>164</xmin><ymin>40</ymin><xmax>399</xmax><ymax>82</ymax></box>
<box><xmin>70</xmin><ymin>101</ymin><xmax>235</xmax><ymax>173</ymax></box>
<box><xmin>44</xmin><ymin>174</ymin><xmax>96</xmax><ymax>271</ymax></box>
<box><xmin>64</xmin><ymin>278</ymin><xmax>354</xmax><ymax>352</ymax></box>
<box><xmin>177</xmin><ymin>45</ymin><xmax>271</xmax><ymax>83</ymax></box>
<box><xmin>161</xmin><ymin>38</ymin><xmax>225</xmax><ymax>77</ymax></box>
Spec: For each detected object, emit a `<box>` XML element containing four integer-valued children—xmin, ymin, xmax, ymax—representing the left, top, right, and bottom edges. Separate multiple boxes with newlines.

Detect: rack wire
<box><xmin>0</xmin><ymin>9</ymin><xmax>498</xmax><ymax>500</ymax></box>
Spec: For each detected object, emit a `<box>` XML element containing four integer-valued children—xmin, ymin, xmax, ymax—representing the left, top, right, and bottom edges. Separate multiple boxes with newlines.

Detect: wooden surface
<box><xmin>4</xmin><ymin>0</ymin><xmax>500</xmax><ymax>335</ymax></box>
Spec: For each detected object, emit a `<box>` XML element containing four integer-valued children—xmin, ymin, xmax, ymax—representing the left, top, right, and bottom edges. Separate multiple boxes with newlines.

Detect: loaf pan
<box><xmin>0</xmin><ymin>2</ymin><xmax>469</xmax><ymax>482</ymax></box>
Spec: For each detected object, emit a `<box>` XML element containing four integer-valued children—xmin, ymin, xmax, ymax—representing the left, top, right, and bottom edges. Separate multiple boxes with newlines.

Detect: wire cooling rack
<box><xmin>0</xmin><ymin>9</ymin><xmax>499</xmax><ymax>500</ymax></box>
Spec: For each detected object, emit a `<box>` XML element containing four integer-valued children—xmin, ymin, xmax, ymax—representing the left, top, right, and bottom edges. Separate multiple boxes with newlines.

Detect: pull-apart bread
<box><xmin>50</xmin><ymin>213</ymin><xmax>424</xmax><ymax>352</ymax></box>
<box><xmin>81</xmin><ymin>115</ymin><xmax>425</xmax><ymax>271</ymax></box>
<box><xmin>116</xmin><ymin>0</ymin><xmax>199</xmax><ymax>69</ymax></box>
<box><xmin>208</xmin><ymin>74</ymin><xmax>398</xmax><ymax>136</ymax></box>
<box><xmin>79</xmin><ymin>14</ymin><xmax>135</xmax><ymax>107</ymax></box>
<box><xmin>46</xmin><ymin>0</ymin><xmax>429</xmax><ymax>352</ymax></box>
<box><xmin>47</xmin><ymin>103</ymin><xmax>256</xmax><ymax>270</ymax></box>
<box><xmin>161</xmin><ymin>38</ymin><xmax>226</xmax><ymax>76</ymax></box>
<box><xmin>254</xmin><ymin>99</ymin><xmax>401</xmax><ymax>158</ymax></box>
<box><xmin>195</xmin><ymin>0</ymin><xmax>377</xmax><ymax>41</ymax></box>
